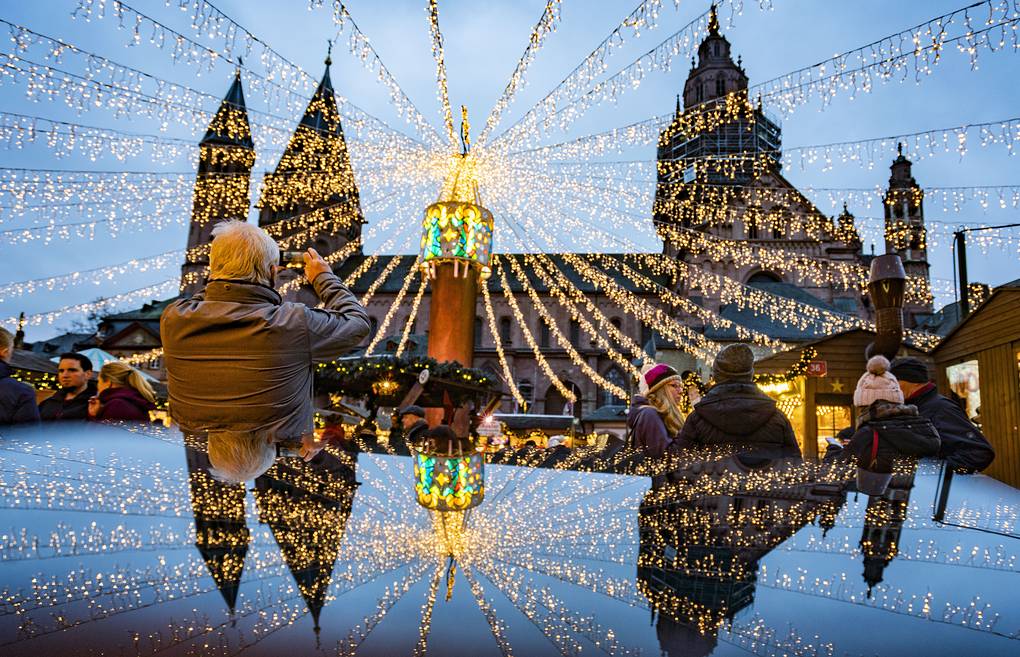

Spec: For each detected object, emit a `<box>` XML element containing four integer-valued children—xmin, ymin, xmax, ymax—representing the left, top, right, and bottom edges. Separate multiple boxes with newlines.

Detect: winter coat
<box><xmin>404</xmin><ymin>419</ymin><xmax>429</xmax><ymax>450</ymax></box>
<box><xmin>675</xmin><ymin>382</ymin><xmax>801</xmax><ymax>458</ymax></box>
<box><xmin>160</xmin><ymin>272</ymin><xmax>370</xmax><ymax>440</ymax></box>
<box><xmin>844</xmin><ymin>400</ymin><xmax>940</xmax><ymax>472</ymax></box>
<box><xmin>91</xmin><ymin>386</ymin><xmax>157</xmax><ymax>422</ymax></box>
<box><xmin>627</xmin><ymin>395</ymin><xmax>676</xmax><ymax>457</ymax></box>
<box><xmin>38</xmin><ymin>380</ymin><xmax>97</xmax><ymax>421</ymax></box>
<box><xmin>908</xmin><ymin>383</ymin><xmax>994</xmax><ymax>473</ymax></box>
<box><xmin>0</xmin><ymin>361</ymin><xmax>40</xmax><ymax>425</ymax></box>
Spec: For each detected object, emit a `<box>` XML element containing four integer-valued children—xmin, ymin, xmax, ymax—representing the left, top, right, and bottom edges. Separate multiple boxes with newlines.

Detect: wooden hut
<box><xmin>931</xmin><ymin>281</ymin><xmax>1020</xmax><ymax>488</ymax></box>
<box><xmin>755</xmin><ymin>329</ymin><xmax>931</xmax><ymax>460</ymax></box>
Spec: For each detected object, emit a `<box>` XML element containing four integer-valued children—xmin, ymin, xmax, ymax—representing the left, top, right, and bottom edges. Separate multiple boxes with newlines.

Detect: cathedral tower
<box><xmin>180</xmin><ymin>70</ymin><xmax>255</xmax><ymax>297</ymax></box>
<box><xmin>256</xmin><ymin>51</ymin><xmax>364</xmax><ymax>272</ymax></box>
<box><xmin>883</xmin><ymin>144</ymin><xmax>933</xmax><ymax>327</ymax></box>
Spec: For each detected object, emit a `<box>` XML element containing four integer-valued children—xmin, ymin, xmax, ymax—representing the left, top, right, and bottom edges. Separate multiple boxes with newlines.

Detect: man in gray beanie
<box><xmin>674</xmin><ymin>344</ymin><xmax>800</xmax><ymax>458</ymax></box>
<box><xmin>890</xmin><ymin>357</ymin><xmax>994</xmax><ymax>473</ymax></box>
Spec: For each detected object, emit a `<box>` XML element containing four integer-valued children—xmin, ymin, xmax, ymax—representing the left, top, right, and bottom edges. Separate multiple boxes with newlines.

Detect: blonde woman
<box><xmin>627</xmin><ymin>363</ymin><xmax>685</xmax><ymax>457</ymax></box>
<box><xmin>87</xmin><ymin>361</ymin><xmax>157</xmax><ymax>421</ymax></box>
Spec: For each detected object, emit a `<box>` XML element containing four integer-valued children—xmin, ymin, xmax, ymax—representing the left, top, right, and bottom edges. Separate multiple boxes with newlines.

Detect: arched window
<box><xmin>715</xmin><ymin>78</ymin><xmax>725</xmax><ymax>97</ymax></box>
<box><xmin>773</xmin><ymin>225</ymin><xmax>783</xmax><ymax>240</ymax></box>
<box><xmin>746</xmin><ymin>220</ymin><xmax>759</xmax><ymax>239</ymax></box>
<box><xmin>696</xmin><ymin>84</ymin><xmax>704</xmax><ymax>103</ymax></box>
<box><xmin>474</xmin><ymin>316</ymin><xmax>483</xmax><ymax>346</ymax></box>
<box><xmin>517</xmin><ymin>379</ymin><xmax>533</xmax><ymax>412</ymax></box>
<box><xmin>747</xmin><ymin>271</ymin><xmax>782</xmax><ymax>284</ymax></box>
<box><xmin>569</xmin><ymin>318</ymin><xmax>581</xmax><ymax>347</ymax></box>
<box><xmin>499</xmin><ymin>316</ymin><xmax>512</xmax><ymax>345</ymax></box>
<box><xmin>544</xmin><ymin>381</ymin><xmax>583</xmax><ymax>419</ymax></box>
<box><xmin>539</xmin><ymin>321</ymin><xmax>550</xmax><ymax>348</ymax></box>
<box><xmin>601</xmin><ymin>367</ymin><xmax>629</xmax><ymax>407</ymax></box>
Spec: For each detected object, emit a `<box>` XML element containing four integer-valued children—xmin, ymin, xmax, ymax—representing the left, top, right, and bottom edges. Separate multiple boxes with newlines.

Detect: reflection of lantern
<box><xmin>413</xmin><ymin>449</ymin><xmax>485</xmax><ymax>512</ymax></box>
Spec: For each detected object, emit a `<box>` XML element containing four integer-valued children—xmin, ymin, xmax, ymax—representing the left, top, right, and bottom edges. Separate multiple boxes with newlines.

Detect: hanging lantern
<box><xmin>412</xmin><ymin>440</ymin><xmax>485</xmax><ymax>512</ymax></box>
<box><xmin>419</xmin><ymin>201</ymin><xmax>494</xmax><ymax>281</ymax></box>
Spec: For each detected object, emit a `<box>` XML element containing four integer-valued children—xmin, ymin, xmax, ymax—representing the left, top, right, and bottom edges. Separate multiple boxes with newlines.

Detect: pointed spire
<box><xmin>201</xmin><ymin>69</ymin><xmax>253</xmax><ymax>149</ymax></box>
<box><xmin>708</xmin><ymin>4</ymin><xmax>720</xmax><ymax>36</ymax></box>
<box><xmin>676</xmin><ymin>94</ymin><xmax>681</xmax><ymax>114</ymax></box>
<box><xmin>299</xmin><ymin>51</ymin><xmax>341</xmax><ymax>136</ymax></box>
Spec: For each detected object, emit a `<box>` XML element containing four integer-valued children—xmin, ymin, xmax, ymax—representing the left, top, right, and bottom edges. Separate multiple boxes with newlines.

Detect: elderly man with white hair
<box><xmin>160</xmin><ymin>220</ymin><xmax>369</xmax><ymax>482</ymax></box>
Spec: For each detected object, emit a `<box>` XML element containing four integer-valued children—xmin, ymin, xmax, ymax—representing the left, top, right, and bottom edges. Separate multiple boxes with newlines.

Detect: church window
<box><xmin>712</xmin><ymin>42</ymin><xmax>720</xmax><ymax>56</ymax></box>
<box><xmin>517</xmin><ymin>379</ymin><xmax>534</xmax><ymax>409</ymax></box>
<box><xmin>601</xmin><ymin>367</ymin><xmax>629</xmax><ymax>407</ymax></box>
<box><xmin>539</xmin><ymin>321</ymin><xmax>550</xmax><ymax>348</ymax></box>
<box><xmin>569</xmin><ymin>318</ymin><xmax>581</xmax><ymax>347</ymax></box>
<box><xmin>716</xmin><ymin>78</ymin><xmax>725</xmax><ymax>97</ymax></box>
<box><xmin>474</xmin><ymin>316</ymin><xmax>483</xmax><ymax>346</ymax></box>
<box><xmin>696</xmin><ymin>84</ymin><xmax>704</xmax><ymax>103</ymax></box>
<box><xmin>747</xmin><ymin>221</ymin><xmax>759</xmax><ymax>239</ymax></box>
<box><xmin>499</xmin><ymin>316</ymin><xmax>512</xmax><ymax>345</ymax></box>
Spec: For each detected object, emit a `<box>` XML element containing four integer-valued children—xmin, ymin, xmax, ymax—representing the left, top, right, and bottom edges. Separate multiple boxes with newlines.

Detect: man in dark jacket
<box><xmin>38</xmin><ymin>352</ymin><xmax>96</xmax><ymax>421</ymax></box>
<box><xmin>675</xmin><ymin>343</ymin><xmax>801</xmax><ymax>458</ymax></box>
<box><xmin>0</xmin><ymin>327</ymin><xmax>40</xmax><ymax>425</ymax></box>
<box><xmin>398</xmin><ymin>405</ymin><xmax>429</xmax><ymax>451</ymax></box>
<box><xmin>890</xmin><ymin>357</ymin><xmax>994</xmax><ymax>473</ymax></box>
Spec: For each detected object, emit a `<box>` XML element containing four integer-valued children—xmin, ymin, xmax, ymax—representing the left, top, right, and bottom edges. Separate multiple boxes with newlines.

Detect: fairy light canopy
<box><xmin>1</xmin><ymin>0</ymin><xmax>1018</xmax><ymax>410</ymax></box>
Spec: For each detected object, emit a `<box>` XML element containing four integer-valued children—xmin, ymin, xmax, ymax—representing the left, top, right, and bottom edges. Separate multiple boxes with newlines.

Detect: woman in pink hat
<box><xmin>627</xmin><ymin>363</ymin><xmax>685</xmax><ymax>457</ymax></box>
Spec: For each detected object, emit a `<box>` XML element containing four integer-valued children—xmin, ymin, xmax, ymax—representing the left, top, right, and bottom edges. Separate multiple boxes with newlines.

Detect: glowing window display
<box><xmin>946</xmin><ymin>360</ymin><xmax>981</xmax><ymax>421</ymax></box>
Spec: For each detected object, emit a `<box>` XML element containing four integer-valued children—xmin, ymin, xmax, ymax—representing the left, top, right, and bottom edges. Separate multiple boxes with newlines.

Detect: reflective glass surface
<box><xmin>1</xmin><ymin>423</ymin><xmax>1018</xmax><ymax>656</ymax></box>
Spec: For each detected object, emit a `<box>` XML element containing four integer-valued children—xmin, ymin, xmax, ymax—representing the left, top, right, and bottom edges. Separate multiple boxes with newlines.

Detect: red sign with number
<box><xmin>806</xmin><ymin>360</ymin><xmax>827</xmax><ymax>377</ymax></box>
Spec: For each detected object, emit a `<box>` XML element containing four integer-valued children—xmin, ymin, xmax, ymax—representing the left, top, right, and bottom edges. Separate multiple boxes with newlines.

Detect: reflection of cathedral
<box><xmin>160</xmin><ymin>7</ymin><xmax>935</xmax><ymax>418</ymax></box>
<box><xmin>254</xmin><ymin>452</ymin><xmax>358</xmax><ymax>634</ymax></box>
<box><xmin>859</xmin><ymin>468</ymin><xmax>916</xmax><ymax>595</ymax></box>
<box><xmin>185</xmin><ymin>442</ymin><xmax>251</xmax><ymax>613</ymax></box>
<box><xmin>637</xmin><ymin>455</ymin><xmax>846</xmax><ymax>656</ymax></box>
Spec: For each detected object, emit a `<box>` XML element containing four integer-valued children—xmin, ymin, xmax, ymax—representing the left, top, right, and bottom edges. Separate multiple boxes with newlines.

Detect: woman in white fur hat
<box><xmin>837</xmin><ymin>355</ymin><xmax>941</xmax><ymax>495</ymax></box>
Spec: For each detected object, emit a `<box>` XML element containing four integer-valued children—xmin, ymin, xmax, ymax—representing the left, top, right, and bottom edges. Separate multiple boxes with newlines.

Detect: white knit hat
<box><xmin>853</xmin><ymin>355</ymin><xmax>904</xmax><ymax>407</ymax></box>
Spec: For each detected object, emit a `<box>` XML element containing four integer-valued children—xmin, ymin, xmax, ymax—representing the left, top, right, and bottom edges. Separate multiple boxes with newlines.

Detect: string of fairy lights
<box><xmin>1</xmin><ymin>0</ymin><xmax>1016</xmax><ymax>409</ymax></box>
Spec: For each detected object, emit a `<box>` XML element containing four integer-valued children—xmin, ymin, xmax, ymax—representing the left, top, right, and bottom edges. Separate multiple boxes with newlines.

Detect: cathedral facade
<box><xmin>176</xmin><ymin>17</ymin><xmax>934</xmax><ymax>420</ymax></box>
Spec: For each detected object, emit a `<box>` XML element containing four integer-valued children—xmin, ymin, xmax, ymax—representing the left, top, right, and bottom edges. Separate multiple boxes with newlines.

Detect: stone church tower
<box><xmin>256</xmin><ymin>51</ymin><xmax>364</xmax><ymax>297</ymax></box>
<box><xmin>883</xmin><ymin>144</ymin><xmax>934</xmax><ymax>327</ymax></box>
<box><xmin>654</xmin><ymin>5</ymin><xmax>864</xmax><ymax>321</ymax></box>
<box><xmin>180</xmin><ymin>70</ymin><xmax>255</xmax><ymax>297</ymax></box>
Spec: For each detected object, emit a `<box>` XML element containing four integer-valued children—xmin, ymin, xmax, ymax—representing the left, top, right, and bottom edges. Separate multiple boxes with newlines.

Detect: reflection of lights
<box><xmin>758</xmin><ymin>381</ymin><xmax>793</xmax><ymax>395</ymax></box>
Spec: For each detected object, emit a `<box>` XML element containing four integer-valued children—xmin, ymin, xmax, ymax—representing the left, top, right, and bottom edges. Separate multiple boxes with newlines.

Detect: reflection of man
<box><xmin>889</xmin><ymin>357</ymin><xmax>994</xmax><ymax>473</ymax></box>
<box><xmin>38</xmin><ymin>352</ymin><xmax>96</xmax><ymax>421</ymax></box>
<box><xmin>399</xmin><ymin>405</ymin><xmax>428</xmax><ymax>449</ymax></box>
<box><xmin>161</xmin><ymin>220</ymin><xmax>369</xmax><ymax>465</ymax></box>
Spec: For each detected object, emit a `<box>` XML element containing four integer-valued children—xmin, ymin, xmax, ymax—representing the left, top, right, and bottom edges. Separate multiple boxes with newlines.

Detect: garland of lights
<box><xmin>365</xmin><ymin>262</ymin><xmax>420</xmax><ymax>355</ymax></box>
<box><xmin>395</xmin><ymin>277</ymin><xmax>428</xmax><ymax>358</ymax></box>
<box><xmin>502</xmin><ymin>255</ymin><xmax>629</xmax><ymax>400</ymax></box>
<box><xmin>480</xmin><ymin>281</ymin><xmax>527</xmax><ymax>408</ymax></box>
<box><xmin>426</xmin><ymin>0</ymin><xmax>457</xmax><ymax>149</ymax></box>
<box><xmin>314</xmin><ymin>354</ymin><xmax>494</xmax><ymax>403</ymax></box>
<box><xmin>496</xmin><ymin>261</ymin><xmax>575</xmax><ymax>403</ymax></box>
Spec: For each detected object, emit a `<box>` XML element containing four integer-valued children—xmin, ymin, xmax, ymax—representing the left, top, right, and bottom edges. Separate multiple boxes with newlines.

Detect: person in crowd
<box><xmin>0</xmin><ymin>327</ymin><xmax>40</xmax><ymax>425</ymax></box>
<box><xmin>675</xmin><ymin>344</ymin><xmax>801</xmax><ymax>458</ymax></box>
<box><xmin>87</xmin><ymin>361</ymin><xmax>157</xmax><ymax>422</ymax></box>
<box><xmin>628</xmin><ymin>363</ymin><xmax>685</xmax><ymax>457</ymax></box>
<box><xmin>838</xmin><ymin>355</ymin><xmax>940</xmax><ymax>495</ymax></box>
<box><xmin>38</xmin><ymin>352</ymin><xmax>96</xmax><ymax>421</ymax></box>
<box><xmin>399</xmin><ymin>405</ymin><xmax>429</xmax><ymax>451</ymax></box>
<box><xmin>160</xmin><ymin>220</ymin><xmax>369</xmax><ymax>459</ymax></box>
<box><xmin>889</xmin><ymin>357</ymin><xmax>994</xmax><ymax>473</ymax></box>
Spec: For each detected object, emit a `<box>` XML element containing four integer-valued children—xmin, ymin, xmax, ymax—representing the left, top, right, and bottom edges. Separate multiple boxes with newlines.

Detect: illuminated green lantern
<box><xmin>419</xmin><ymin>201</ymin><xmax>494</xmax><ymax>281</ymax></box>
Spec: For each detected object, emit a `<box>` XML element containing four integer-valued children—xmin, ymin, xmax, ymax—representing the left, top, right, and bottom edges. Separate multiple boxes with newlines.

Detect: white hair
<box><xmin>209</xmin><ymin>219</ymin><xmax>278</xmax><ymax>285</ymax></box>
<box><xmin>0</xmin><ymin>326</ymin><xmax>13</xmax><ymax>353</ymax></box>
<box><xmin>207</xmin><ymin>431</ymin><xmax>277</xmax><ymax>484</ymax></box>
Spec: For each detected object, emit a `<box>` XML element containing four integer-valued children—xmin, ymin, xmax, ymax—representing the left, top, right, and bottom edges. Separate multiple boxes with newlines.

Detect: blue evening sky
<box><xmin>1</xmin><ymin>0</ymin><xmax>1017</xmax><ymax>340</ymax></box>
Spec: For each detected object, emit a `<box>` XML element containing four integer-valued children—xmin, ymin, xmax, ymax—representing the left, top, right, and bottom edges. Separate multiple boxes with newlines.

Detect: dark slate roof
<box><xmin>10</xmin><ymin>348</ymin><xmax>58</xmax><ymax>374</ymax></box>
<box><xmin>200</xmin><ymin>71</ymin><xmax>254</xmax><ymax>150</ymax></box>
<box><xmin>705</xmin><ymin>280</ymin><xmax>845</xmax><ymax>341</ymax></box>
<box><xmin>581</xmin><ymin>405</ymin><xmax>628</xmax><ymax>423</ymax></box>
<box><xmin>337</xmin><ymin>253</ymin><xmax>671</xmax><ymax>295</ymax></box>
<box><xmin>917</xmin><ymin>300</ymin><xmax>963</xmax><ymax>337</ymax></box>
<box><xmin>102</xmin><ymin>298</ymin><xmax>177</xmax><ymax>322</ymax></box>
<box><xmin>27</xmin><ymin>331</ymin><xmax>95</xmax><ymax>355</ymax></box>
